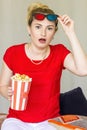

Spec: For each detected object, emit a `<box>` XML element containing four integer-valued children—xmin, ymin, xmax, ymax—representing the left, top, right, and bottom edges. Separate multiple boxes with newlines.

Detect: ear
<box><xmin>27</xmin><ymin>26</ymin><xmax>31</xmax><ymax>35</ymax></box>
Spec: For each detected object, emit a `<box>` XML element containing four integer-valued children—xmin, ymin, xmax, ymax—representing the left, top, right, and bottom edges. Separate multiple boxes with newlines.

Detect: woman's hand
<box><xmin>58</xmin><ymin>14</ymin><xmax>74</xmax><ymax>35</ymax></box>
<box><xmin>8</xmin><ymin>86</ymin><xmax>13</xmax><ymax>101</ymax></box>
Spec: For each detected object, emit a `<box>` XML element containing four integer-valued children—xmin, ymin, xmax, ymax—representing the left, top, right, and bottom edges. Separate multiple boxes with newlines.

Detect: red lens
<box><xmin>34</xmin><ymin>13</ymin><xmax>45</xmax><ymax>20</ymax></box>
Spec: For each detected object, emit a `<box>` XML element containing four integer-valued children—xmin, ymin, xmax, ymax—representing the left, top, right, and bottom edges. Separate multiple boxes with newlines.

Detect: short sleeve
<box><xmin>58</xmin><ymin>44</ymin><xmax>71</xmax><ymax>69</ymax></box>
<box><xmin>61</xmin><ymin>44</ymin><xmax>70</xmax><ymax>63</ymax></box>
<box><xmin>3</xmin><ymin>46</ymin><xmax>15</xmax><ymax>70</ymax></box>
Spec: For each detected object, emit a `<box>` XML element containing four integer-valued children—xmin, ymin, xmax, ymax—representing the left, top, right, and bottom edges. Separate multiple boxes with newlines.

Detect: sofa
<box><xmin>0</xmin><ymin>87</ymin><xmax>87</xmax><ymax>129</ymax></box>
<box><xmin>60</xmin><ymin>87</ymin><xmax>87</xmax><ymax>116</ymax></box>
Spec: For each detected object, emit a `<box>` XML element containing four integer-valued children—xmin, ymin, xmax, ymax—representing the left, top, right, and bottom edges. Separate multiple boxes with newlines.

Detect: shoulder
<box><xmin>50</xmin><ymin>44</ymin><xmax>69</xmax><ymax>52</ymax></box>
<box><xmin>4</xmin><ymin>43</ymin><xmax>26</xmax><ymax>56</ymax></box>
<box><xmin>50</xmin><ymin>44</ymin><xmax>70</xmax><ymax>62</ymax></box>
<box><xmin>5</xmin><ymin>43</ymin><xmax>25</xmax><ymax>52</ymax></box>
<box><xmin>3</xmin><ymin>43</ymin><xmax>25</xmax><ymax>59</ymax></box>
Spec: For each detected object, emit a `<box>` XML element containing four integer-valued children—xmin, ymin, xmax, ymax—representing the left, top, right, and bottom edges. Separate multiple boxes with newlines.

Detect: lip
<box><xmin>39</xmin><ymin>38</ymin><xmax>46</xmax><ymax>43</ymax></box>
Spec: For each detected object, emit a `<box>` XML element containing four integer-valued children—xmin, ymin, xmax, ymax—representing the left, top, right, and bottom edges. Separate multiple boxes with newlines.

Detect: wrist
<box><xmin>67</xmin><ymin>31</ymin><xmax>80</xmax><ymax>47</ymax></box>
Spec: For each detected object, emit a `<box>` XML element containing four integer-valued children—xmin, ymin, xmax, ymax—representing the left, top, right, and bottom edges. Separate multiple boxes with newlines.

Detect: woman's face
<box><xmin>27</xmin><ymin>18</ymin><xmax>56</xmax><ymax>49</ymax></box>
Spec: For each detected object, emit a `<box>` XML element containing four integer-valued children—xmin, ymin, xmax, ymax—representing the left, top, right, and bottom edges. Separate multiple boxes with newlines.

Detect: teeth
<box><xmin>39</xmin><ymin>38</ymin><xmax>46</xmax><ymax>41</ymax></box>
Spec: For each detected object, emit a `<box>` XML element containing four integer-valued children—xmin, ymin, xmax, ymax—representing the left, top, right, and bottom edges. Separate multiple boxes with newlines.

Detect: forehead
<box><xmin>31</xmin><ymin>18</ymin><xmax>56</xmax><ymax>26</ymax></box>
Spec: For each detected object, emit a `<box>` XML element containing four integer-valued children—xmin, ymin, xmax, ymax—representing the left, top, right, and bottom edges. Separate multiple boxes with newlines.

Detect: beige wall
<box><xmin>0</xmin><ymin>0</ymin><xmax>87</xmax><ymax>113</ymax></box>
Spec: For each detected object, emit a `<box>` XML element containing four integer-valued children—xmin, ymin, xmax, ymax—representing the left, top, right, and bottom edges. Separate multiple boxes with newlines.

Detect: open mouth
<box><xmin>39</xmin><ymin>38</ymin><xmax>46</xmax><ymax>43</ymax></box>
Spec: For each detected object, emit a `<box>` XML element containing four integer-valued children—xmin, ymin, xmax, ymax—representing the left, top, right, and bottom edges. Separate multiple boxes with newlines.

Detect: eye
<box><xmin>35</xmin><ymin>25</ymin><xmax>41</xmax><ymax>29</ymax></box>
<box><xmin>47</xmin><ymin>27</ymin><xmax>54</xmax><ymax>30</ymax></box>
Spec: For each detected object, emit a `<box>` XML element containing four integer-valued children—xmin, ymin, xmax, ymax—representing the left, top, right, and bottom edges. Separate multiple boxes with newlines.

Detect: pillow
<box><xmin>60</xmin><ymin>87</ymin><xmax>87</xmax><ymax>116</ymax></box>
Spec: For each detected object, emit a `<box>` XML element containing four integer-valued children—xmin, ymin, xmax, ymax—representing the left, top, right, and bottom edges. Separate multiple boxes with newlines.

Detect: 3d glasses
<box><xmin>33</xmin><ymin>13</ymin><xmax>59</xmax><ymax>21</ymax></box>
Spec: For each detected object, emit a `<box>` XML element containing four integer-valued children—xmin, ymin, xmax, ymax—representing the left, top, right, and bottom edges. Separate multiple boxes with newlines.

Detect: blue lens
<box><xmin>47</xmin><ymin>14</ymin><xmax>58</xmax><ymax>21</ymax></box>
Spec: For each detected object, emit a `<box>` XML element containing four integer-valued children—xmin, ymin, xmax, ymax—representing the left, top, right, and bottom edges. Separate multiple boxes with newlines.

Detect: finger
<box><xmin>62</xmin><ymin>15</ymin><xmax>71</xmax><ymax>23</ymax></box>
<box><xmin>8</xmin><ymin>86</ymin><xmax>13</xmax><ymax>100</ymax></box>
<box><xmin>58</xmin><ymin>15</ymin><xmax>70</xmax><ymax>21</ymax></box>
<box><xmin>8</xmin><ymin>90</ymin><xmax>14</xmax><ymax>96</ymax></box>
<box><xmin>59</xmin><ymin>16</ymin><xmax>72</xmax><ymax>27</ymax></box>
<box><xmin>61</xmin><ymin>14</ymin><xmax>69</xmax><ymax>20</ymax></box>
<box><xmin>58</xmin><ymin>16</ymin><xmax>63</xmax><ymax>24</ymax></box>
<box><xmin>8</xmin><ymin>97</ymin><xmax>12</xmax><ymax>101</ymax></box>
<box><xmin>63</xmin><ymin>19</ymin><xmax>71</xmax><ymax>25</ymax></box>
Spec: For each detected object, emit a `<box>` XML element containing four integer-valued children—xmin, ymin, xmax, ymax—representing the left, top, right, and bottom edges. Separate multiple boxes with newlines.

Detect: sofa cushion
<box><xmin>60</xmin><ymin>87</ymin><xmax>87</xmax><ymax>116</ymax></box>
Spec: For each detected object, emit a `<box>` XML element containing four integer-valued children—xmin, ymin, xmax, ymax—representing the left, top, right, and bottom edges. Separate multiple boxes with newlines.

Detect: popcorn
<box><xmin>11</xmin><ymin>73</ymin><xmax>31</xmax><ymax>82</ymax></box>
<box><xmin>10</xmin><ymin>73</ymin><xmax>32</xmax><ymax>111</ymax></box>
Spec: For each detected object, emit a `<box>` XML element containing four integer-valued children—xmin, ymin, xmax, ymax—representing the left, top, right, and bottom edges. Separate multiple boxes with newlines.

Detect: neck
<box><xmin>27</xmin><ymin>43</ymin><xmax>50</xmax><ymax>61</ymax></box>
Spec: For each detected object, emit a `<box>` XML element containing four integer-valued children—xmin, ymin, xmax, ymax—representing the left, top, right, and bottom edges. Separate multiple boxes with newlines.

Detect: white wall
<box><xmin>0</xmin><ymin>0</ymin><xmax>87</xmax><ymax>113</ymax></box>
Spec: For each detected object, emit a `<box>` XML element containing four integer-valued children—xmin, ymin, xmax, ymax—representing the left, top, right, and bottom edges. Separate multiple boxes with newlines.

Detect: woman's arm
<box><xmin>0</xmin><ymin>61</ymin><xmax>13</xmax><ymax>100</ymax></box>
<box><xmin>58</xmin><ymin>15</ymin><xmax>87</xmax><ymax>76</ymax></box>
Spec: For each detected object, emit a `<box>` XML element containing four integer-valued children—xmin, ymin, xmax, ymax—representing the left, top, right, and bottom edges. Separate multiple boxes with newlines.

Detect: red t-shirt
<box><xmin>3</xmin><ymin>43</ymin><xmax>70</xmax><ymax>123</ymax></box>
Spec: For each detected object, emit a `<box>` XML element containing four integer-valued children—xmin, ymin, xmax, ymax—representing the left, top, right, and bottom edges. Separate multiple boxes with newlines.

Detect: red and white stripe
<box><xmin>11</xmin><ymin>79</ymin><xmax>32</xmax><ymax>111</ymax></box>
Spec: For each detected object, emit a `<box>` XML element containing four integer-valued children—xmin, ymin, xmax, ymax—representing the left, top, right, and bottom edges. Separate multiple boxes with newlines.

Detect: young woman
<box><xmin>0</xmin><ymin>2</ymin><xmax>87</xmax><ymax>130</ymax></box>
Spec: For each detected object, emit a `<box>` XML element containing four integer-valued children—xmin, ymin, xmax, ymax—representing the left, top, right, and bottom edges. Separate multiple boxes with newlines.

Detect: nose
<box><xmin>41</xmin><ymin>28</ymin><xmax>46</xmax><ymax>37</ymax></box>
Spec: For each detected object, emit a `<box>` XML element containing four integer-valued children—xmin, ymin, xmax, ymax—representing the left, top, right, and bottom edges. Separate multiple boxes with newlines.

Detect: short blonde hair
<box><xmin>26</xmin><ymin>2</ymin><xmax>58</xmax><ymax>31</ymax></box>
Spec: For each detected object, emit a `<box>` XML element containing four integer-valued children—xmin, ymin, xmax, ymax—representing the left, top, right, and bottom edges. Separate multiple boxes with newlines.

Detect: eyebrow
<box><xmin>34</xmin><ymin>23</ymin><xmax>55</xmax><ymax>27</ymax></box>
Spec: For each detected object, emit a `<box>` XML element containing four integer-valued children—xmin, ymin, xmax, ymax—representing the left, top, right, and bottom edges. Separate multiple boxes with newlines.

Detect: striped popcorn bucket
<box><xmin>10</xmin><ymin>78</ymin><xmax>32</xmax><ymax>111</ymax></box>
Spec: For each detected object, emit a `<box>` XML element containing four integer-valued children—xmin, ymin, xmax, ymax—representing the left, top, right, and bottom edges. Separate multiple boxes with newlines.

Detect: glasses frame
<box><xmin>33</xmin><ymin>13</ymin><xmax>59</xmax><ymax>21</ymax></box>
